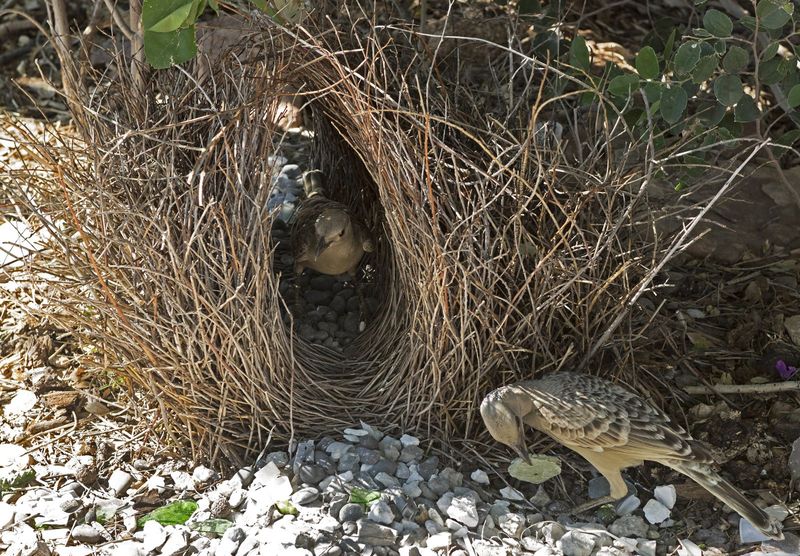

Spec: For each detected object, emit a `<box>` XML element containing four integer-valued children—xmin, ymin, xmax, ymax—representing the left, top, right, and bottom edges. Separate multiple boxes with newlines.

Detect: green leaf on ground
<box><xmin>508</xmin><ymin>455</ymin><xmax>562</xmax><ymax>484</ymax></box>
<box><xmin>137</xmin><ymin>500</ymin><xmax>198</xmax><ymax>528</ymax></box>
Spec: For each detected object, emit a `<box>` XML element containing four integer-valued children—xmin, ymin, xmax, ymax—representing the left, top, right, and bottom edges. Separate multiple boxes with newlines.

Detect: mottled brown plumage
<box><xmin>480</xmin><ymin>372</ymin><xmax>783</xmax><ymax>540</ymax></box>
<box><xmin>291</xmin><ymin>170</ymin><xmax>373</xmax><ymax>276</ymax></box>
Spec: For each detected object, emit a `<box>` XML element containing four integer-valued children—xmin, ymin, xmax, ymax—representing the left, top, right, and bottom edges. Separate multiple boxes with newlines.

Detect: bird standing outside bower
<box><xmin>480</xmin><ymin>371</ymin><xmax>784</xmax><ymax>540</ymax></box>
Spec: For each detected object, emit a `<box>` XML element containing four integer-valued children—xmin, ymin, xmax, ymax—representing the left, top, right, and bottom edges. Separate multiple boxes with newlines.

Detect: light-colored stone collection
<box><xmin>7</xmin><ymin>420</ymin><xmax>795</xmax><ymax>556</ymax></box>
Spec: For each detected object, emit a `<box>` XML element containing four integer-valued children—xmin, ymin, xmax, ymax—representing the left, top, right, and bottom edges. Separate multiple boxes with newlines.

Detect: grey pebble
<box><xmin>291</xmin><ymin>486</ymin><xmax>320</xmax><ymax>505</ymax></box>
<box><xmin>339</xmin><ymin>503</ymin><xmax>365</xmax><ymax>522</ymax></box>
<box><xmin>299</xmin><ymin>463</ymin><xmax>327</xmax><ymax>484</ymax></box>
<box><xmin>357</xmin><ymin>519</ymin><xmax>398</xmax><ymax>546</ymax></box>
<box><xmin>416</xmin><ymin>457</ymin><xmax>438</xmax><ymax>479</ymax></box>
<box><xmin>399</xmin><ymin>446</ymin><xmax>424</xmax><ymax>464</ymax></box>
<box><xmin>71</xmin><ymin>523</ymin><xmax>104</xmax><ymax>544</ymax></box>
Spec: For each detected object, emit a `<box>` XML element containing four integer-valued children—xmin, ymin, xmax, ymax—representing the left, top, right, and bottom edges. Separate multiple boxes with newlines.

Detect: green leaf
<box><xmin>703</xmin><ymin>9</ymin><xmax>733</xmax><ymax>37</ymax></box>
<box><xmin>756</xmin><ymin>0</ymin><xmax>793</xmax><ymax>29</ymax></box>
<box><xmin>759</xmin><ymin>57</ymin><xmax>789</xmax><ymax>85</ymax></box>
<box><xmin>644</xmin><ymin>82</ymin><xmax>662</xmax><ymax>102</ymax></box>
<box><xmin>350</xmin><ymin>488</ymin><xmax>381</xmax><ymax>506</ymax></box>
<box><xmin>189</xmin><ymin>0</ymin><xmax>207</xmax><ymax>23</ymax></box>
<box><xmin>761</xmin><ymin>42</ymin><xmax>779</xmax><ymax>61</ymax></box>
<box><xmin>189</xmin><ymin>519</ymin><xmax>233</xmax><ymax>534</ymax></box>
<box><xmin>636</xmin><ymin>46</ymin><xmax>659</xmax><ymax>79</ymax></box>
<box><xmin>250</xmin><ymin>0</ymin><xmax>267</xmax><ymax>10</ymax></box>
<box><xmin>788</xmin><ymin>84</ymin><xmax>800</xmax><ymax>108</ymax></box>
<box><xmin>137</xmin><ymin>500</ymin><xmax>198</xmax><ymax>528</ymax></box>
<box><xmin>508</xmin><ymin>455</ymin><xmax>561</xmax><ymax>484</ymax></box>
<box><xmin>722</xmin><ymin>46</ymin><xmax>749</xmax><ymax>73</ymax></box>
<box><xmin>698</xmin><ymin>101</ymin><xmax>727</xmax><ymax>126</ymax></box>
<box><xmin>660</xmin><ymin>85</ymin><xmax>688</xmax><ymax>124</ymax></box>
<box><xmin>692</xmin><ymin>55</ymin><xmax>718</xmax><ymax>83</ymax></box>
<box><xmin>674</xmin><ymin>42</ymin><xmax>702</xmax><ymax>75</ymax></box>
<box><xmin>519</xmin><ymin>0</ymin><xmax>541</xmax><ymax>15</ymax></box>
<box><xmin>734</xmin><ymin>95</ymin><xmax>760</xmax><ymax>122</ymax></box>
<box><xmin>714</xmin><ymin>74</ymin><xmax>743</xmax><ymax>106</ymax></box>
<box><xmin>776</xmin><ymin>129</ymin><xmax>800</xmax><ymax>148</ymax></box>
<box><xmin>740</xmin><ymin>15</ymin><xmax>757</xmax><ymax>30</ymax></box>
<box><xmin>569</xmin><ymin>36</ymin><xmax>590</xmax><ymax>71</ymax></box>
<box><xmin>142</xmin><ymin>0</ymin><xmax>195</xmax><ymax>33</ymax></box>
<box><xmin>276</xmin><ymin>500</ymin><xmax>299</xmax><ymax>516</ymax></box>
<box><xmin>0</xmin><ymin>469</ymin><xmax>36</xmax><ymax>494</ymax></box>
<box><xmin>663</xmin><ymin>28</ymin><xmax>677</xmax><ymax>60</ymax></box>
<box><xmin>208</xmin><ymin>0</ymin><xmax>219</xmax><ymax>12</ymax></box>
<box><xmin>693</xmin><ymin>28</ymin><xmax>713</xmax><ymax>38</ymax></box>
<box><xmin>144</xmin><ymin>27</ymin><xmax>196</xmax><ymax>69</ymax></box>
<box><xmin>608</xmin><ymin>74</ymin><xmax>640</xmax><ymax>97</ymax></box>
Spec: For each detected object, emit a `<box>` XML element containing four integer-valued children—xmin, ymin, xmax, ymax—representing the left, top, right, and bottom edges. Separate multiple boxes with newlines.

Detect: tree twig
<box><xmin>683</xmin><ymin>381</ymin><xmax>800</xmax><ymax>395</ymax></box>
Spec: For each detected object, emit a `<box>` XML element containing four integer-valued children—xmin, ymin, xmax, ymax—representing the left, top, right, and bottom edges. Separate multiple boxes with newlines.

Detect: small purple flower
<box><xmin>775</xmin><ymin>359</ymin><xmax>798</xmax><ymax>380</ymax></box>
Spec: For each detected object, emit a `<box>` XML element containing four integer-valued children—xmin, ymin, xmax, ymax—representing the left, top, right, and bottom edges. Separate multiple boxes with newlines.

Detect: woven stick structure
<box><xmin>5</xmin><ymin>7</ymin><xmax>728</xmax><ymax>466</ymax></box>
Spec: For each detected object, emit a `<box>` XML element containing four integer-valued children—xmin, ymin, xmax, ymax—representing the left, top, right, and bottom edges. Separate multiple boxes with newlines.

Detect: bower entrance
<box><xmin>270</xmin><ymin>111</ymin><xmax>387</xmax><ymax>358</ymax></box>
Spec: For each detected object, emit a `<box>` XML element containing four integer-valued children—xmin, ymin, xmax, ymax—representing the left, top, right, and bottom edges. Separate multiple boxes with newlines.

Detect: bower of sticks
<box><xmin>9</xmin><ymin>9</ymin><xmax>720</xmax><ymax>468</ymax></box>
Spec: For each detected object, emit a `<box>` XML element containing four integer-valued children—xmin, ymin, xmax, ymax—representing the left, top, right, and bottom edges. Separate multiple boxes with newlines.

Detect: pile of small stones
<box><xmin>3</xmin><ymin>420</ymin><xmax>799</xmax><ymax>556</ymax></box>
<box><xmin>0</xmin><ymin>422</ymin><xmax>670</xmax><ymax>556</ymax></box>
<box><xmin>267</xmin><ymin>157</ymin><xmax>379</xmax><ymax>352</ymax></box>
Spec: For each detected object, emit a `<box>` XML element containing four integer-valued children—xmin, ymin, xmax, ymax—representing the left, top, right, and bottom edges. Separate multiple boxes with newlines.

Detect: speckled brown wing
<box><xmin>291</xmin><ymin>195</ymin><xmax>350</xmax><ymax>264</ymax></box>
<box><xmin>517</xmin><ymin>372</ymin><xmax>713</xmax><ymax>463</ymax></box>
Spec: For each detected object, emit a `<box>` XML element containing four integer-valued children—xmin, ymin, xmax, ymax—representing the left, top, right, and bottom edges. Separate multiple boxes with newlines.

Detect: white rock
<box><xmin>0</xmin><ymin>444</ymin><xmax>29</xmax><ymax>471</ymax></box>
<box><xmin>470</xmin><ymin>469</ymin><xmax>490</xmax><ymax>485</ymax></box>
<box><xmin>54</xmin><ymin>547</ymin><xmax>93</xmax><ymax>556</ymax></box>
<box><xmin>0</xmin><ymin>502</ymin><xmax>15</xmax><ymax>530</ymax></box>
<box><xmin>497</xmin><ymin>513</ymin><xmax>525</xmax><ymax>537</ymax></box>
<box><xmin>105</xmin><ymin>540</ymin><xmax>144</xmax><ymax>556</ymax></box>
<box><xmin>426</xmin><ymin>531</ymin><xmax>453</xmax><ymax>549</ymax></box>
<box><xmin>367</xmin><ymin>500</ymin><xmax>394</xmax><ymax>525</ymax></box>
<box><xmin>499</xmin><ymin>486</ymin><xmax>525</xmax><ymax>501</ymax></box>
<box><xmin>375</xmin><ymin>472</ymin><xmax>399</xmax><ymax>488</ymax></box>
<box><xmin>192</xmin><ymin>465</ymin><xmax>217</xmax><ymax>485</ymax></box>
<box><xmin>170</xmin><ymin>470</ymin><xmax>194</xmax><ymax>491</ymax></box>
<box><xmin>324</xmin><ymin>442</ymin><xmax>353</xmax><ymax>461</ymax></box>
<box><xmin>612</xmin><ymin>537</ymin><xmax>638</xmax><ymax>552</ymax></box>
<box><xmin>653</xmin><ymin>485</ymin><xmax>676</xmax><ymax>509</ymax></box>
<box><xmin>446</xmin><ymin>495</ymin><xmax>479</xmax><ymax>528</ymax></box>
<box><xmin>636</xmin><ymin>539</ymin><xmax>657</xmax><ymax>556</ymax></box>
<box><xmin>615</xmin><ymin>495</ymin><xmax>640</xmax><ymax>516</ymax></box>
<box><xmin>399</xmin><ymin>434</ymin><xmax>420</xmax><ymax>447</ymax></box>
<box><xmin>4</xmin><ymin>390</ymin><xmax>37</xmax><ymax>416</ymax></box>
<box><xmin>108</xmin><ymin>469</ymin><xmax>133</xmax><ymax>496</ymax></box>
<box><xmin>676</xmin><ymin>539</ymin><xmax>703</xmax><ymax>556</ymax></box>
<box><xmin>402</xmin><ymin>481</ymin><xmax>422</xmax><ymax>498</ymax></box>
<box><xmin>472</xmin><ymin>540</ymin><xmax>509</xmax><ymax>556</ymax></box>
<box><xmin>160</xmin><ymin>528</ymin><xmax>189</xmax><ymax>556</ymax></box>
<box><xmin>558</xmin><ymin>530</ymin><xmax>597</xmax><ymax>556</ymax></box>
<box><xmin>146</xmin><ymin>475</ymin><xmax>166</xmax><ymax>492</ymax></box>
<box><xmin>229</xmin><ymin>488</ymin><xmax>246</xmax><ymax>508</ymax></box>
<box><xmin>141</xmin><ymin>521</ymin><xmax>167</xmax><ymax>553</ymax></box>
<box><xmin>739</xmin><ymin>516</ymin><xmax>773</xmax><ymax>544</ymax></box>
<box><xmin>643</xmin><ymin>498</ymin><xmax>670</xmax><ymax>524</ymax></box>
<box><xmin>343</xmin><ymin>428</ymin><xmax>368</xmax><ymax>437</ymax></box>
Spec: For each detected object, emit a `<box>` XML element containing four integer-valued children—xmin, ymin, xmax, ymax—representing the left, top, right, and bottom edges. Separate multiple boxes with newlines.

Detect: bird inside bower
<box><xmin>291</xmin><ymin>170</ymin><xmax>374</xmax><ymax>278</ymax></box>
<box><xmin>480</xmin><ymin>371</ymin><xmax>785</xmax><ymax>540</ymax></box>
<box><xmin>284</xmin><ymin>169</ymin><xmax>377</xmax><ymax>345</ymax></box>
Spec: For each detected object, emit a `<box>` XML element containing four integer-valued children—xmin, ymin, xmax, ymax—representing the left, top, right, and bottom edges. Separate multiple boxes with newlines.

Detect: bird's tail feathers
<box><xmin>665</xmin><ymin>460</ymin><xmax>783</xmax><ymax>540</ymax></box>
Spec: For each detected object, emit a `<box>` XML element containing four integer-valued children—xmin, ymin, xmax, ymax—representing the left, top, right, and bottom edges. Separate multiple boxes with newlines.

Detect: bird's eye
<box><xmin>339</xmin><ymin>230</ymin><xmax>345</xmax><ymax>237</ymax></box>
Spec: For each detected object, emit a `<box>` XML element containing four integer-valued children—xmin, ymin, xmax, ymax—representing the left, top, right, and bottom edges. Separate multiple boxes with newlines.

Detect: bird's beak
<box><xmin>314</xmin><ymin>236</ymin><xmax>329</xmax><ymax>259</ymax></box>
<box><xmin>514</xmin><ymin>419</ymin><xmax>532</xmax><ymax>465</ymax></box>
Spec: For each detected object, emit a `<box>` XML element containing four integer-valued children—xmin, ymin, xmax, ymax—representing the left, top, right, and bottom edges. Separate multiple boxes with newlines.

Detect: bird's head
<box><xmin>480</xmin><ymin>388</ymin><xmax>532</xmax><ymax>464</ymax></box>
<box><xmin>314</xmin><ymin>209</ymin><xmax>352</xmax><ymax>258</ymax></box>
